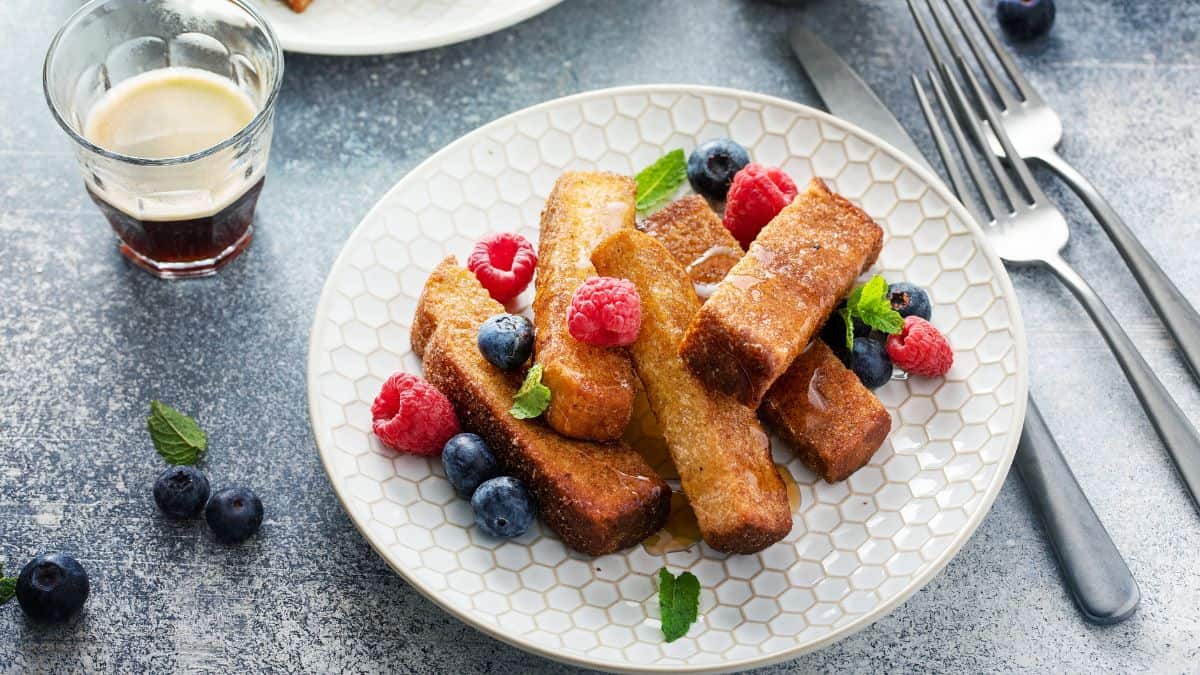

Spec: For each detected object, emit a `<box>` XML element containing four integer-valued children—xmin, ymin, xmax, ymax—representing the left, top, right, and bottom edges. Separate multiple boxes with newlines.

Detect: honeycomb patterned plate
<box><xmin>248</xmin><ymin>0</ymin><xmax>561</xmax><ymax>55</ymax></box>
<box><xmin>307</xmin><ymin>85</ymin><xmax>1028</xmax><ymax>672</ymax></box>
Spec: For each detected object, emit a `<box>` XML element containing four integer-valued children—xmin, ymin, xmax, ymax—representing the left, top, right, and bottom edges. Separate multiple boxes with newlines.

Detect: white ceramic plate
<box><xmin>307</xmin><ymin>85</ymin><xmax>1028</xmax><ymax>672</ymax></box>
<box><xmin>249</xmin><ymin>0</ymin><xmax>561</xmax><ymax>55</ymax></box>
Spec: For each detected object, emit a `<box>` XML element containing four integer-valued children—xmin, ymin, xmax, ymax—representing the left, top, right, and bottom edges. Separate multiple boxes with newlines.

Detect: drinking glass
<box><xmin>43</xmin><ymin>0</ymin><xmax>284</xmax><ymax>278</ymax></box>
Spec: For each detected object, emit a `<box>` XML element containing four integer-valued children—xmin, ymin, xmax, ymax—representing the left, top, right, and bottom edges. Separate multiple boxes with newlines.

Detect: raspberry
<box><xmin>722</xmin><ymin>163</ymin><xmax>798</xmax><ymax>249</ymax></box>
<box><xmin>371</xmin><ymin>372</ymin><xmax>460</xmax><ymax>455</ymax></box>
<box><xmin>886</xmin><ymin>316</ymin><xmax>954</xmax><ymax>377</ymax></box>
<box><xmin>467</xmin><ymin>232</ymin><xmax>537</xmax><ymax>303</ymax></box>
<box><xmin>567</xmin><ymin>276</ymin><xmax>642</xmax><ymax>347</ymax></box>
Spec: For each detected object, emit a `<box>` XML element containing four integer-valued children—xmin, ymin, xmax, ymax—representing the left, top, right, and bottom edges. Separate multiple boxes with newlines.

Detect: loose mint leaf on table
<box><xmin>658</xmin><ymin>567</ymin><xmax>700</xmax><ymax>642</ymax></box>
<box><xmin>147</xmin><ymin>400</ymin><xmax>207</xmax><ymax>465</ymax></box>
<box><xmin>842</xmin><ymin>274</ymin><xmax>904</xmax><ymax>349</ymax></box>
<box><xmin>635</xmin><ymin>149</ymin><xmax>687</xmax><ymax>212</ymax></box>
<box><xmin>0</xmin><ymin>563</ymin><xmax>16</xmax><ymax>605</ymax></box>
<box><xmin>510</xmin><ymin>364</ymin><xmax>552</xmax><ymax>420</ymax></box>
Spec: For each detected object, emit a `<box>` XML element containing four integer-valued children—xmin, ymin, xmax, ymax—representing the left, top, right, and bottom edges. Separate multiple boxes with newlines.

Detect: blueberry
<box><xmin>153</xmin><ymin>465</ymin><xmax>211</xmax><ymax>519</ymax></box>
<box><xmin>849</xmin><ymin>336</ymin><xmax>893</xmax><ymax>389</ymax></box>
<box><xmin>204</xmin><ymin>487</ymin><xmax>264</xmax><ymax>543</ymax></box>
<box><xmin>888</xmin><ymin>282</ymin><xmax>932</xmax><ymax>321</ymax></box>
<box><xmin>996</xmin><ymin>0</ymin><xmax>1054</xmax><ymax>41</ymax></box>
<box><xmin>442</xmin><ymin>433</ymin><xmax>500</xmax><ymax>497</ymax></box>
<box><xmin>687</xmin><ymin>138</ymin><xmax>751</xmax><ymax>201</ymax></box>
<box><xmin>477</xmin><ymin>314</ymin><xmax>534</xmax><ymax>371</ymax></box>
<box><xmin>819</xmin><ymin>308</ymin><xmax>871</xmax><ymax>363</ymax></box>
<box><xmin>16</xmin><ymin>553</ymin><xmax>89</xmax><ymax>623</ymax></box>
<box><xmin>471</xmin><ymin>476</ymin><xmax>535</xmax><ymax>538</ymax></box>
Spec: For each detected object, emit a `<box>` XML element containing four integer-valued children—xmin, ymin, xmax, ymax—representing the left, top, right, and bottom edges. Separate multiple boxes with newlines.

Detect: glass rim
<box><xmin>42</xmin><ymin>0</ymin><xmax>285</xmax><ymax>167</ymax></box>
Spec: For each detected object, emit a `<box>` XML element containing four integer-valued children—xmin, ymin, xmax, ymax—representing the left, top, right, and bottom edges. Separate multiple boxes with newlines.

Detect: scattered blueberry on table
<box><xmin>996</xmin><ymin>0</ymin><xmax>1055</xmax><ymax>41</ymax></box>
<box><xmin>153</xmin><ymin>465</ymin><xmax>211</xmax><ymax>519</ymax></box>
<box><xmin>15</xmin><ymin>553</ymin><xmax>89</xmax><ymax>624</ymax></box>
<box><xmin>205</xmin><ymin>487</ymin><xmax>265</xmax><ymax>544</ymax></box>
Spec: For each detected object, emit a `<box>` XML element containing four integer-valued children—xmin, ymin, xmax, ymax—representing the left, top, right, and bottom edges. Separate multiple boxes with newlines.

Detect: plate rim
<box><xmin>306</xmin><ymin>83</ymin><xmax>1030</xmax><ymax>674</ymax></box>
<box><xmin>260</xmin><ymin>0</ymin><xmax>562</xmax><ymax>55</ymax></box>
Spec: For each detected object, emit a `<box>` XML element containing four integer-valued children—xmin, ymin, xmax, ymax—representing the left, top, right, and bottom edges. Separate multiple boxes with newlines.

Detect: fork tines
<box><xmin>906</xmin><ymin>0</ymin><xmax>1043</xmax><ymax>108</ymax></box>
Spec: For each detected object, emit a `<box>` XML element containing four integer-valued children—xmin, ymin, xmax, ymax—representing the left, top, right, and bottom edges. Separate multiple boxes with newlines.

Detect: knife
<box><xmin>788</xmin><ymin>22</ymin><xmax>1139</xmax><ymax>624</ymax></box>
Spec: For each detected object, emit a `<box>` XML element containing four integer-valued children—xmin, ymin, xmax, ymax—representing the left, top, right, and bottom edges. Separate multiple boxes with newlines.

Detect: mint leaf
<box><xmin>635</xmin><ymin>149</ymin><xmax>687</xmax><ymax>211</ymax></box>
<box><xmin>658</xmin><ymin>568</ymin><xmax>700</xmax><ymax>642</ymax></box>
<box><xmin>842</xmin><ymin>275</ymin><xmax>903</xmax><ymax>349</ymax></box>
<box><xmin>147</xmin><ymin>400</ymin><xmax>207</xmax><ymax>465</ymax></box>
<box><xmin>0</xmin><ymin>563</ymin><xmax>16</xmax><ymax>606</ymax></box>
<box><xmin>510</xmin><ymin>364</ymin><xmax>551</xmax><ymax>420</ymax></box>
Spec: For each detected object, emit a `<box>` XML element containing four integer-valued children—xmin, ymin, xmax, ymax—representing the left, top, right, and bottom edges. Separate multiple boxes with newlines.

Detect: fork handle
<box><xmin>1038</xmin><ymin>149</ymin><xmax>1200</xmax><ymax>385</ymax></box>
<box><xmin>1015</xmin><ymin>395</ymin><xmax>1139</xmax><ymax>623</ymax></box>
<box><xmin>1045</xmin><ymin>254</ymin><xmax>1200</xmax><ymax>516</ymax></box>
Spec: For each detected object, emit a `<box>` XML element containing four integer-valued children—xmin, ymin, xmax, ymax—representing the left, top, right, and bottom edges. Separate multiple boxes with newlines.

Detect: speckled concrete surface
<box><xmin>2</xmin><ymin>0</ymin><xmax>1198</xmax><ymax>672</ymax></box>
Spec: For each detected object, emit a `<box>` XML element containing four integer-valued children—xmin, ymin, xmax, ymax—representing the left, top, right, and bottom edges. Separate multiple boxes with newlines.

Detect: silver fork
<box><xmin>910</xmin><ymin>64</ymin><xmax>1200</xmax><ymax>516</ymax></box>
<box><xmin>908</xmin><ymin>0</ymin><xmax>1200</xmax><ymax>385</ymax></box>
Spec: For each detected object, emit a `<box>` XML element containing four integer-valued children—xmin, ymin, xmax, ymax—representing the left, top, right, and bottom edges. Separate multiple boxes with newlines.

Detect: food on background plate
<box><xmin>413</xmin><ymin>257</ymin><xmax>670</xmax><ymax>555</ymax></box>
<box><xmin>282</xmin><ymin>0</ymin><xmax>314</xmax><ymax>13</ymax></box>
<box><xmin>592</xmin><ymin>229</ymin><xmax>791</xmax><ymax>554</ymax></box>
<box><xmin>680</xmin><ymin>178</ymin><xmax>884</xmax><ymax>406</ymax></box>
<box><xmin>532</xmin><ymin>172</ymin><xmax>638</xmax><ymax>441</ymax></box>
<box><xmin>644</xmin><ymin>195</ymin><xmax>893</xmax><ymax>483</ymax></box>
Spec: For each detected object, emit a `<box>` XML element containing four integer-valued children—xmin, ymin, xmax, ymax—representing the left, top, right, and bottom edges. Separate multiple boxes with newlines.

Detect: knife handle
<box><xmin>1014</xmin><ymin>395</ymin><xmax>1139</xmax><ymax>624</ymax></box>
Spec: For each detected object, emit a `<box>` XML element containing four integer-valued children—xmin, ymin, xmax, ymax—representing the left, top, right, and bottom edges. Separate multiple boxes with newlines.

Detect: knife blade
<box><xmin>788</xmin><ymin>23</ymin><xmax>935</xmax><ymax>174</ymax></box>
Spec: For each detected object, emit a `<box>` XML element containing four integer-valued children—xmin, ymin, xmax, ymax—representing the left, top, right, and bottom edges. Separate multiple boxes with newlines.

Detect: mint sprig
<box><xmin>510</xmin><ymin>364</ymin><xmax>552</xmax><ymax>420</ymax></box>
<box><xmin>658</xmin><ymin>568</ymin><xmax>700</xmax><ymax>643</ymax></box>
<box><xmin>0</xmin><ymin>563</ymin><xmax>17</xmax><ymax>605</ymax></box>
<box><xmin>840</xmin><ymin>275</ymin><xmax>904</xmax><ymax>350</ymax></box>
<box><xmin>635</xmin><ymin>149</ymin><xmax>687</xmax><ymax>212</ymax></box>
<box><xmin>147</xmin><ymin>400</ymin><xmax>207</xmax><ymax>465</ymax></box>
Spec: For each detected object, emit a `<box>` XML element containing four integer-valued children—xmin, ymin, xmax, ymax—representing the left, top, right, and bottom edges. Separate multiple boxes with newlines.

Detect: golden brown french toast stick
<box><xmin>647</xmin><ymin>196</ymin><xmax>891</xmax><ymax>483</ymax></box>
<box><xmin>679</xmin><ymin>178</ymin><xmax>884</xmax><ymax>406</ymax></box>
<box><xmin>593</xmin><ymin>230</ymin><xmax>791</xmax><ymax>553</ymax></box>
<box><xmin>534</xmin><ymin>172</ymin><xmax>638</xmax><ymax>441</ymax></box>
<box><xmin>639</xmin><ymin>195</ymin><xmax>743</xmax><ymax>300</ymax></box>
<box><xmin>760</xmin><ymin>340</ymin><xmax>892</xmax><ymax>482</ymax></box>
<box><xmin>414</xmin><ymin>258</ymin><xmax>670</xmax><ymax>555</ymax></box>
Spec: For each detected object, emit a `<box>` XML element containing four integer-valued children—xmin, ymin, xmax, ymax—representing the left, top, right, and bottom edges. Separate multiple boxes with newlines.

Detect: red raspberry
<box><xmin>886</xmin><ymin>316</ymin><xmax>954</xmax><ymax>377</ymax></box>
<box><xmin>567</xmin><ymin>276</ymin><xmax>642</xmax><ymax>347</ymax></box>
<box><xmin>722</xmin><ymin>163</ymin><xmax>798</xmax><ymax>249</ymax></box>
<box><xmin>467</xmin><ymin>232</ymin><xmax>537</xmax><ymax>303</ymax></box>
<box><xmin>371</xmin><ymin>372</ymin><xmax>459</xmax><ymax>455</ymax></box>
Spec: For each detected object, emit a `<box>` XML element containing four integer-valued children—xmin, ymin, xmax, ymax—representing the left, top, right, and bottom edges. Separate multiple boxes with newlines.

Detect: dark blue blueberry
<box><xmin>205</xmin><ymin>487</ymin><xmax>264</xmax><ymax>543</ymax></box>
<box><xmin>850</xmin><ymin>336</ymin><xmax>894</xmax><ymax>389</ymax></box>
<box><xmin>996</xmin><ymin>0</ymin><xmax>1055</xmax><ymax>41</ymax></box>
<box><xmin>687</xmin><ymin>138</ymin><xmax>751</xmax><ymax>201</ymax></box>
<box><xmin>442</xmin><ymin>433</ymin><xmax>500</xmax><ymax>497</ymax></box>
<box><xmin>888</xmin><ymin>282</ymin><xmax>932</xmax><ymax>321</ymax></box>
<box><xmin>471</xmin><ymin>476</ymin><xmax>535</xmax><ymax>538</ymax></box>
<box><xmin>477</xmin><ymin>314</ymin><xmax>534</xmax><ymax>371</ymax></box>
<box><xmin>16</xmin><ymin>553</ymin><xmax>89</xmax><ymax>624</ymax></box>
<box><xmin>819</xmin><ymin>308</ymin><xmax>871</xmax><ymax>363</ymax></box>
<box><xmin>153</xmin><ymin>465</ymin><xmax>211</xmax><ymax>519</ymax></box>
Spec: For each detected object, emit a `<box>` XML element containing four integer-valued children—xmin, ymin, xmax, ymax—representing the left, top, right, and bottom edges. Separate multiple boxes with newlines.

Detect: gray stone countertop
<box><xmin>2</xmin><ymin>0</ymin><xmax>1198</xmax><ymax>671</ymax></box>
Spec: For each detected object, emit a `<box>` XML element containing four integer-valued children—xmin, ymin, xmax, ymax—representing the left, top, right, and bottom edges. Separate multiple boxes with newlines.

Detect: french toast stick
<box><xmin>413</xmin><ymin>257</ymin><xmax>670</xmax><ymax>556</ymax></box>
<box><xmin>592</xmin><ymin>230</ymin><xmax>791</xmax><ymax>553</ymax></box>
<box><xmin>679</xmin><ymin>178</ymin><xmax>884</xmax><ymax>406</ymax></box>
<box><xmin>534</xmin><ymin>172</ymin><xmax>638</xmax><ymax>441</ymax></box>
<box><xmin>647</xmin><ymin>196</ymin><xmax>891</xmax><ymax>483</ymax></box>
